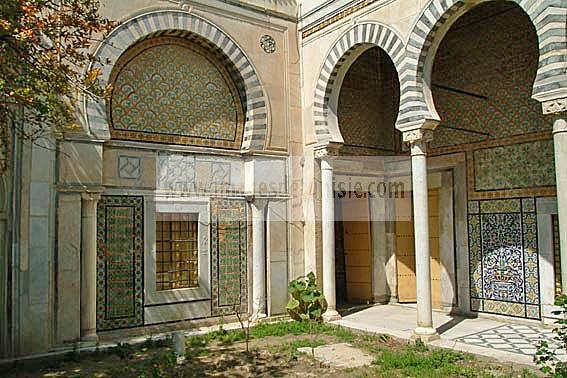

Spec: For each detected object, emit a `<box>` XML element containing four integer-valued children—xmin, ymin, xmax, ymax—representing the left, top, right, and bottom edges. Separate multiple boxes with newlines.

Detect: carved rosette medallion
<box><xmin>260</xmin><ymin>35</ymin><xmax>276</xmax><ymax>54</ymax></box>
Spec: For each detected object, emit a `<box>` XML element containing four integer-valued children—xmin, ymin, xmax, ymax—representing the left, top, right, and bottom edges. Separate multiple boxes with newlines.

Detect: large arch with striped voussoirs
<box><xmin>85</xmin><ymin>10</ymin><xmax>269</xmax><ymax>151</ymax></box>
<box><xmin>397</xmin><ymin>0</ymin><xmax>567</xmax><ymax>128</ymax></box>
<box><xmin>312</xmin><ymin>22</ymin><xmax>406</xmax><ymax>146</ymax></box>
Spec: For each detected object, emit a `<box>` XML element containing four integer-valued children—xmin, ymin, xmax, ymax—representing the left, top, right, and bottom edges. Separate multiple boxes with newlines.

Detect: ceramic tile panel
<box><xmin>468</xmin><ymin>198</ymin><xmax>540</xmax><ymax>319</ymax></box>
<box><xmin>96</xmin><ymin>196</ymin><xmax>144</xmax><ymax>330</ymax></box>
<box><xmin>473</xmin><ymin>140</ymin><xmax>555</xmax><ymax>192</ymax></box>
<box><xmin>210</xmin><ymin>198</ymin><xmax>247</xmax><ymax>316</ymax></box>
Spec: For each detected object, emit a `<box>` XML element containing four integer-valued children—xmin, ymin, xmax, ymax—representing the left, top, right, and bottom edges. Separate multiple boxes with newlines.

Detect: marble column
<box><xmin>554</xmin><ymin>118</ymin><xmax>567</xmax><ymax>293</ymax></box>
<box><xmin>320</xmin><ymin>156</ymin><xmax>340</xmax><ymax>321</ymax></box>
<box><xmin>404</xmin><ymin>130</ymin><xmax>438</xmax><ymax>340</ymax></box>
<box><xmin>80</xmin><ymin>192</ymin><xmax>101</xmax><ymax>342</ymax></box>
<box><xmin>251</xmin><ymin>199</ymin><xmax>268</xmax><ymax>318</ymax></box>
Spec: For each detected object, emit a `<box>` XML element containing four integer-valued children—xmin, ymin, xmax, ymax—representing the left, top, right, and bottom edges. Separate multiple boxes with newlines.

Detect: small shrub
<box><xmin>64</xmin><ymin>343</ymin><xmax>81</xmax><ymax>362</ymax></box>
<box><xmin>412</xmin><ymin>338</ymin><xmax>429</xmax><ymax>353</ymax></box>
<box><xmin>149</xmin><ymin>351</ymin><xmax>177</xmax><ymax>378</ymax></box>
<box><xmin>112</xmin><ymin>342</ymin><xmax>134</xmax><ymax>360</ymax></box>
<box><xmin>535</xmin><ymin>294</ymin><xmax>567</xmax><ymax>377</ymax></box>
<box><xmin>286</xmin><ymin>272</ymin><xmax>328</xmax><ymax>322</ymax></box>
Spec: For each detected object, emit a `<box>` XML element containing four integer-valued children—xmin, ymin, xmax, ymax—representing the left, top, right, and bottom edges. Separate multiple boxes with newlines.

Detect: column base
<box><xmin>323</xmin><ymin>309</ymin><xmax>342</xmax><ymax>322</ymax></box>
<box><xmin>411</xmin><ymin>327</ymin><xmax>439</xmax><ymax>342</ymax></box>
<box><xmin>80</xmin><ymin>332</ymin><xmax>99</xmax><ymax>343</ymax></box>
<box><xmin>250</xmin><ymin>312</ymin><xmax>267</xmax><ymax>322</ymax></box>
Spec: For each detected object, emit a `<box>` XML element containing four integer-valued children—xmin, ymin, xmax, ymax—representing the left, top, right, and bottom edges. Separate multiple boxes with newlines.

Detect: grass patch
<box><xmin>372</xmin><ymin>347</ymin><xmax>536</xmax><ymax>378</ymax></box>
<box><xmin>251</xmin><ymin>320</ymin><xmax>356</xmax><ymax>342</ymax></box>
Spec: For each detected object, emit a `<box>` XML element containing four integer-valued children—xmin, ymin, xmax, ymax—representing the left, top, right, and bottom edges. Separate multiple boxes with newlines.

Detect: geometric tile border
<box><xmin>210</xmin><ymin>198</ymin><xmax>248</xmax><ymax>316</ymax></box>
<box><xmin>96</xmin><ymin>196</ymin><xmax>144</xmax><ymax>331</ymax></box>
<box><xmin>456</xmin><ymin>324</ymin><xmax>563</xmax><ymax>356</ymax></box>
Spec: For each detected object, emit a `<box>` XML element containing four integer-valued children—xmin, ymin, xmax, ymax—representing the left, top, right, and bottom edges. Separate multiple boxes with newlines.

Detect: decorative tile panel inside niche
<box><xmin>210</xmin><ymin>198</ymin><xmax>247</xmax><ymax>316</ymax></box>
<box><xmin>96</xmin><ymin>196</ymin><xmax>144</xmax><ymax>330</ymax></box>
<box><xmin>468</xmin><ymin>198</ymin><xmax>540</xmax><ymax>319</ymax></box>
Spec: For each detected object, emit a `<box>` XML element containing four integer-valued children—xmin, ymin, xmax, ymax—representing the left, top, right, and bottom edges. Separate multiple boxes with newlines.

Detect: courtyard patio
<box><xmin>334</xmin><ymin>304</ymin><xmax>563</xmax><ymax>366</ymax></box>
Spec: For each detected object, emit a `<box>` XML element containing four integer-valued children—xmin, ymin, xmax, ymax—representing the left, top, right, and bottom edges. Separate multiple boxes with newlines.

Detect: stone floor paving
<box><xmin>333</xmin><ymin>304</ymin><xmax>562</xmax><ymax>366</ymax></box>
<box><xmin>455</xmin><ymin>324</ymin><xmax>563</xmax><ymax>356</ymax></box>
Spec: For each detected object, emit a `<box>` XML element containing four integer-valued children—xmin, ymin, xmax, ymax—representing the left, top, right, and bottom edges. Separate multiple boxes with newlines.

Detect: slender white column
<box><xmin>321</xmin><ymin>158</ymin><xmax>340</xmax><ymax>321</ymax></box>
<box><xmin>80</xmin><ymin>192</ymin><xmax>101</xmax><ymax>342</ymax></box>
<box><xmin>251</xmin><ymin>199</ymin><xmax>268</xmax><ymax>318</ymax></box>
<box><xmin>405</xmin><ymin>130</ymin><xmax>438</xmax><ymax>340</ymax></box>
<box><xmin>554</xmin><ymin>119</ymin><xmax>567</xmax><ymax>293</ymax></box>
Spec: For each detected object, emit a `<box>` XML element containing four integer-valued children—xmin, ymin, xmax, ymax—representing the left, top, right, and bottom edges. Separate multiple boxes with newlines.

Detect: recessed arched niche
<box><xmin>108</xmin><ymin>35</ymin><xmax>245</xmax><ymax>149</ymax></box>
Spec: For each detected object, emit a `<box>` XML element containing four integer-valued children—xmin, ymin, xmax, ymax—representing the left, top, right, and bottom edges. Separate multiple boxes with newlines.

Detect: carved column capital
<box><xmin>403</xmin><ymin>129</ymin><xmax>434</xmax><ymax>156</ymax></box>
<box><xmin>402</xmin><ymin>129</ymin><xmax>434</xmax><ymax>144</ymax></box>
<box><xmin>314</xmin><ymin>143</ymin><xmax>341</xmax><ymax>160</ymax></box>
<box><xmin>543</xmin><ymin>98</ymin><xmax>567</xmax><ymax>115</ymax></box>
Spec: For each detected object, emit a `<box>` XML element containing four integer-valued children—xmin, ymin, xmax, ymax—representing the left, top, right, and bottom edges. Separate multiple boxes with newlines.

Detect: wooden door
<box><xmin>395</xmin><ymin>192</ymin><xmax>416</xmax><ymax>302</ymax></box>
<box><xmin>395</xmin><ymin>189</ymin><xmax>442</xmax><ymax>308</ymax></box>
<box><xmin>342</xmin><ymin>193</ymin><xmax>372</xmax><ymax>303</ymax></box>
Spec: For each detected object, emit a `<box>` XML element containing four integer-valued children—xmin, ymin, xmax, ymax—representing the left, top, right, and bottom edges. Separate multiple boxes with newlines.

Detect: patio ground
<box><xmin>334</xmin><ymin>303</ymin><xmax>562</xmax><ymax>366</ymax></box>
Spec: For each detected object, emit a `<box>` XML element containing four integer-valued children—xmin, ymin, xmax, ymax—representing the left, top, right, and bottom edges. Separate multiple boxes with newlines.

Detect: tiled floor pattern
<box><xmin>456</xmin><ymin>324</ymin><xmax>564</xmax><ymax>356</ymax></box>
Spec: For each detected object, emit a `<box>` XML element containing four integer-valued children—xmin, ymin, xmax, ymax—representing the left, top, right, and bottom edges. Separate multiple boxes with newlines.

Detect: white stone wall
<box><xmin>13</xmin><ymin>139</ymin><xmax>57</xmax><ymax>355</ymax></box>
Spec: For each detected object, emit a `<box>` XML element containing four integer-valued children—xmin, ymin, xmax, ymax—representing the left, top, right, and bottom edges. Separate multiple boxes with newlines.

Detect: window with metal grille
<box><xmin>156</xmin><ymin>213</ymin><xmax>198</xmax><ymax>291</ymax></box>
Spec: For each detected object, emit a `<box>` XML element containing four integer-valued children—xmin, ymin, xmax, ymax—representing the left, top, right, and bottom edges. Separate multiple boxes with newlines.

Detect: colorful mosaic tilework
<box><xmin>96</xmin><ymin>196</ymin><xmax>144</xmax><ymax>330</ymax></box>
<box><xmin>473</xmin><ymin>140</ymin><xmax>555</xmax><ymax>191</ymax></box>
<box><xmin>109</xmin><ymin>37</ymin><xmax>244</xmax><ymax>149</ymax></box>
<box><xmin>210</xmin><ymin>198</ymin><xmax>247</xmax><ymax>316</ymax></box>
<box><xmin>468</xmin><ymin>198</ymin><xmax>540</xmax><ymax>319</ymax></box>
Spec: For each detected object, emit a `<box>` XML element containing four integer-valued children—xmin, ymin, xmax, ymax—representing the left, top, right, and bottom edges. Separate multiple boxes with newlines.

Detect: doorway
<box><xmin>336</xmin><ymin>192</ymin><xmax>373</xmax><ymax>304</ymax></box>
<box><xmin>395</xmin><ymin>189</ymin><xmax>442</xmax><ymax>308</ymax></box>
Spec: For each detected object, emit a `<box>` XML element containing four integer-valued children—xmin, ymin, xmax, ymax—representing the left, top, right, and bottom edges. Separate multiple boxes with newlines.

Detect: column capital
<box><xmin>81</xmin><ymin>192</ymin><xmax>102</xmax><ymax>202</ymax></box>
<box><xmin>554</xmin><ymin>118</ymin><xmax>567</xmax><ymax>135</ymax></box>
<box><xmin>402</xmin><ymin>129</ymin><xmax>435</xmax><ymax>144</ymax></box>
<box><xmin>246</xmin><ymin>196</ymin><xmax>269</xmax><ymax>210</ymax></box>
<box><xmin>543</xmin><ymin>98</ymin><xmax>567</xmax><ymax>115</ymax></box>
<box><xmin>314</xmin><ymin>143</ymin><xmax>341</xmax><ymax>160</ymax></box>
<box><xmin>403</xmin><ymin>129</ymin><xmax>434</xmax><ymax>156</ymax></box>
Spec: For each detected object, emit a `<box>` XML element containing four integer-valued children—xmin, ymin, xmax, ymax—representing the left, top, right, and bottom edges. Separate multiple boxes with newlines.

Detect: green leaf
<box><xmin>286</xmin><ymin>298</ymin><xmax>300</xmax><ymax>310</ymax></box>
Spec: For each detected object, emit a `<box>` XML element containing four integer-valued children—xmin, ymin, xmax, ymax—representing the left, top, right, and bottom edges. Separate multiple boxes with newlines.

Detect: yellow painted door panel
<box><xmin>342</xmin><ymin>194</ymin><xmax>372</xmax><ymax>303</ymax></box>
<box><xmin>395</xmin><ymin>189</ymin><xmax>442</xmax><ymax>308</ymax></box>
